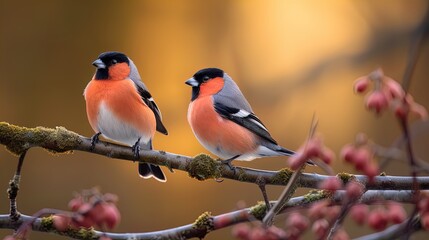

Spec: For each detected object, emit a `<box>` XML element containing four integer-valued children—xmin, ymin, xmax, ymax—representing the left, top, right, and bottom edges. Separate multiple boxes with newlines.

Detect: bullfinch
<box><xmin>84</xmin><ymin>51</ymin><xmax>168</xmax><ymax>182</ymax></box>
<box><xmin>186</xmin><ymin>68</ymin><xmax>296</xmax><ymax>169</ymax></box>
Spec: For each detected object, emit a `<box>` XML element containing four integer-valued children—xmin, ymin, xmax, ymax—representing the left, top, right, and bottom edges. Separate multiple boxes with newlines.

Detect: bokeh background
<box><xmin>1</xmin><ymin>1</ymin><xmax>429</xmax><ymax>239</ymax></box>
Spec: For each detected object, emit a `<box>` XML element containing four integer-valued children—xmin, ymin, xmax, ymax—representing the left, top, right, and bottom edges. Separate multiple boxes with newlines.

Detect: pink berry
<box><xmin>354</xmin><ymin>77</ymin><xmax>370</xmax><ymax>94</ymax></box>
<box><xmin>386</xmin><ymin>202</ymin><xmax>406</xmax><ymax>224</ymax></box>
<box><xmin>333</xmin><ymin>228</ymin><xmax>350</xmax><ymax>240</ymax></box>
<box><xmin>364</xmin><ymin>163</ymin><xmax>379</xmax><ymax>183</ymax></box>
<box><xmin>312</xmin><ymin>219</ymin><xmax>329</xmax><ymax>238</ymax></box>
<box><xmin>88</xmin><ymin>203</ymin><xmax>105</xmax><ymax>225</ymax></box>
<box><xmin>366</xmin><ymin>91</ymin><xmax>389</xmax><ymax>114</ymax></box>
<box><xmin>286</xmin><ymin>212</ymin><xmax>309</xmax><ymax>232</ymax></box>
<box><xmin>266</xmin><ymin>226</ymin><xmax>287</xmax><ymax>239</ymax></box>
<box><xmin>88</xmin><ymin>202</ymin><xmax>121</xmax><ymax>229</ymax></box>
<box><xmin>73</xmin><ymin>215</ymin><xmax>96</xmax><ymax>228</ymax></box>
<box><xmin>350</xmin><ymin>204</ymin><xmax>369</xmax><ymax>225</ymax></box>
<box><xmin>232</xmin><ymin>223</ymin><xmax>251</xmax><ymax>239</ymax></box>
<box><xmin>68</xmin><ymin>197</ymin><xmax>84</xmax><ymax>212</ymax></box>
<box><xmin>393</xmin><ymin>101</ymin><xmax>408</xmax><ymax>120</ymax></box>
<box><xmin>345</xmin><ymin>181</ymin><xmax>364</xmax><ymax>199</ymax></box>
<box><xmin>53</xmin><ymin>214</ymin><xmax>71</xmax><ymax>231</ymax></box>
<box><xmin>353</xmin><ymin>148</ymin><xmax>371</xmax><ymax>172</ymax></box>
<box><xmin>326</xmin><ymin>206</ymin><xmax>341</xmax><ymax>221</ymax></box>
<box><xmin>305</xmin><ymin>138</ymin><xmax>323</xmax><ymax>158</ymax></box>
<box><xmin>319</xmin><ymin>177</ymin><xmax>342</xmax><ymax>192</ymax></box>
<box><xmin>248</xmin><ymin>227</ymin><xmax>266</xmax><ymax>240</ymax></box>
<box><xmin>418</xmin><ymin>196</ymin><xmax>429</xmax><ymax>214</ymax></box>
<box><xmin>308</xmin><ymin>201</ymin><xmax>329</xmax><ymax>220</ymax></box>
<box><xmin>384</xmin><ymin>78</ymin><xmax>404</xmax><ymax>99</ymax></box>
<box><xmin>320</xmin><ymin>147</ymin><xmax>335</xmax><ymax>165</ymax></box>
<box><xmin>368</xmin><ymin>208</ymin><xmax>388</xmax><ymax>231</ymax></box>
<box><xmin>77</xmin><ymin>203</ymin><xmax>93</xmax><ymax>214</ymax></box>
<box><xmin>288</xmin><ymin>153</ymin><xmax>308</xmax><ymax>170</ymax></box>
<box><xmin>340</xmin><ymin>144</ymin><xmax>356</xmax><ymax>163</ymax></box>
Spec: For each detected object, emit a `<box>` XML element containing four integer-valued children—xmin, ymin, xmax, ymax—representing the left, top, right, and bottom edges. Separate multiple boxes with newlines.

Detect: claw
<box><xmin>90</xmin><ymin>132</ymin><xmax>101</xmax><ymax>151</ymax></box>
<box><xmin>214</xmin><ymin>178</ymin><xmax>224</xmax><ymax>183</ymax></box>
<box><xmin>221</xmin><ymin>159</ymin><xmax>236</xmax><ymax>171</ymax></box>
<box><xmin>221</xmin><ymin>155</ymin><xmax>240</xmax><ymax>175</ymax></box>
<box><xmin>132</xmin><ymin>138</ymin><xmax>141</xmax><ymax>160</ymax></box>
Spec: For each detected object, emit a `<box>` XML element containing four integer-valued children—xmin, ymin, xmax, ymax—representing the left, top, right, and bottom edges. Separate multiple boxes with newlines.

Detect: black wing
<box><xmin>135</xmin><ymin>85</ymin><xmax>168</xmax><ymax>135</ymax></box>
<box><xmin>214</xmin><ymin>102</ymin><xmax>277</xmax><ymax>144</ymax></box>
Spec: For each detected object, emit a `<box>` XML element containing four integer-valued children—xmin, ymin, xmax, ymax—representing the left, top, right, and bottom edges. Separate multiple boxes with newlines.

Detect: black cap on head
<box><xmin>96</xmin><ymin>51</ymin><xmax>129</xmax><ymax>67</ymax></box>
<box><xmin>93</xmin><ymin>51</ymin><xmax>130</xmax><ymax>80</ymax></box>
<box><xmin>193</xmin><ymin>68</ymin><xmax>224</xmax><ymax>84</ymax></box>
<box><xmin>186</xmin><ymin>68</ymin><xmax>224</xmax><ymax>101</ymax></box>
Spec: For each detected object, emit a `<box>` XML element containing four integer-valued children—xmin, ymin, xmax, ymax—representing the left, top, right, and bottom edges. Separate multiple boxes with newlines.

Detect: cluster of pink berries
<box><xmin>288</xmin><ymin>134</ymin><xmax>335</xmax><ymax>170</ymax></box>
<box><xmin>232</xmin><ymin>193</ymin><xmax>407</xmax><ymax>239</ymax></box>
<box><xmin>232</xmin><ymin>223</ymin><xmax>287</xmax><ymax>240</ymax></box>
<box><xmin>229</xmin><ymin>68</ymin><xmax>426</xmax><ymax>240</ymax></box>
<box><xmin>340</xmin><ymin>134</ymin><xmax>378</xmax><ymax>182</ymax></box>
<box><xmin>318</xmin><ymin>177</ymin><xmax>364</xmax><ymax>199</ymax></box>
<box><xmin>2</xmin><ymin>189</ymin><xmax>120</xmax><ymax>240</ymax></box>
<box><xmin>231</xmin><ymin>200</ymin><xmax>349</xmax><ymax>240</ymax></box>
<box><xmin>317</xmin><ymin>176</ymin><xmax>407</xmax><ymax>231</ymax></box>
<box><xmin>350</xmin><ymin>201</ymin><xmax>406</xmax><ymax>231</ymax></box>
<box><xmin>53</xmin><ymin>190</ymin><xmax>121</xmax><ymax>232</ymax></box>
<box><xmin>306</xmin><ymin>200</ymin><xmax>347</xmax><ymax>239</ymax></box>
<box><xmin>354</xmin><ymin>68</ymin><xmax>427</xmax><ymax>119</ymax></box>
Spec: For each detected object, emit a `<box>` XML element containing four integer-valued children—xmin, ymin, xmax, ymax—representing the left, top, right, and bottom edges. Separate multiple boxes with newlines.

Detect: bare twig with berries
<box><xmin>0</xmin><ymin>190</ymin><xmax>421</xmax><ymax>240</ymax></box>
<box><xmin>397</xmin><ymin>20</ymin><xmax>428</xmax><ymax>239</ymax></box>
<box><xmin>263</xmin><ymin>117</ymin><xmax>327</xmax><ymax>227</ymax></box>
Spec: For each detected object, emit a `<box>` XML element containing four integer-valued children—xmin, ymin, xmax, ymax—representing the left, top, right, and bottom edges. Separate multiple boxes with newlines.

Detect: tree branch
<box><xmin>1</xmin><ymin>122</ymin><xmax>429</xmax><ymax>190</ymax></box>
<box><xmin>0</xmin><ymin>190</ymin><xmax>420</xmax><ymax>240</ymax></box>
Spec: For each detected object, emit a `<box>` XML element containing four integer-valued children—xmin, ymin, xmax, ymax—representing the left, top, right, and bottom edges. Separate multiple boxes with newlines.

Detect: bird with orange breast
<box><xmin>186</xmin><ymin>68</ymin><xmax>297</xmax><ymax>169</ymax></box>
<box><xmin>84</xmin><ymin>51</ymin><xmax>168</xmax><ymax>182</ymax></box>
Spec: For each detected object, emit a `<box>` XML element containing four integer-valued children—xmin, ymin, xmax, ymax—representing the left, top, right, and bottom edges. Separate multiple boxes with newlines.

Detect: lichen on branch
<box><xmin>0</xmin><ymin>122</ymin><xmax>81</xmax><ymax>155</ymax></box>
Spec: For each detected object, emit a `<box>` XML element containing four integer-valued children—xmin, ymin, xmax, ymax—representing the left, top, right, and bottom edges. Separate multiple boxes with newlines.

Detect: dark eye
<box><xmin>111</xmin><ymin>59</ymin><xmax>118</xmax><ymax>64</ymax></box>
<box><xmin>203</xmin><ymin>76</ymin><xmax>210</xmax><ymax>82</ymax></box>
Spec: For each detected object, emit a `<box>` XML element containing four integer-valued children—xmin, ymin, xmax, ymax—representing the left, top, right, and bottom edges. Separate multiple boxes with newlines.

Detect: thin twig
<box><xmin>262</xmin><ymin>165</ymin><xmax>304</xmax><ymax>226</ymax></box>
<box><xmin>262</xmin><ymin>117</ymin><xmax>318</xmax><ymax>226</ymax></box>
<box><xmin>8</xmin><ymin>150</ymin><xmax>27</xmax><ymax>221</ymax></box>
<box><xmin>397</xmin><ymin>9</ymin><xmax>428</xmax><ymax>238</ymax></box>
<box><xmin>354</xmin><ymin>215</ymin><xmax>421</xmax><ymax>240</ymax></box>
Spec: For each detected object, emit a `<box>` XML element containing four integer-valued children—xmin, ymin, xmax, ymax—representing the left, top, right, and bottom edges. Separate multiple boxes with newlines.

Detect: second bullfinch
<box><xmin>84</xmin><ymin>51</ymin><xmax>168</xmax><ymax>182</ymax></box>
<box><xmin>186</xmin><ymin>68</ymin><xmax>296</xmax><ymax>168</ymax></box>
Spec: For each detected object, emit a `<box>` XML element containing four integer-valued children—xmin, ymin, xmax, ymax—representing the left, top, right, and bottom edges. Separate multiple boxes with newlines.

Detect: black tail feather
<box><xmin>279</xmin><ymin>147</ymin><xmax>295</xmax><ymax>156</ymax></box>
<box><xmin>138</xmin><ymin>163</ymin><xmax>167</xmax><ymax>182</ymax></box>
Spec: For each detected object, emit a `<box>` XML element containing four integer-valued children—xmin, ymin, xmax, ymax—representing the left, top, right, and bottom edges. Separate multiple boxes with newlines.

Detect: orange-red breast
<box><xmin>186</xmin><ymin>68</ymin><xmax>295</xmax><ymax>168</ymax></box>
<box><xmin>84</xmin><ymin>51</ymin><xmax>168</xmax><ymax>181</ymax></box>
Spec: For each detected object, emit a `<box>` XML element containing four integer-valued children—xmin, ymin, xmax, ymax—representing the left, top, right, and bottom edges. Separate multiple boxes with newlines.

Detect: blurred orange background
<box><xmin>1</xmin><ymin>1</ymin><xmax>428</xmax><ymax>239</ymax></box>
